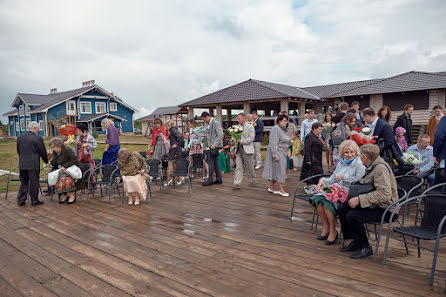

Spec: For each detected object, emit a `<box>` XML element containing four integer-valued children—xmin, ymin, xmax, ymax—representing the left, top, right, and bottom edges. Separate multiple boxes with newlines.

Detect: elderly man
<box><xmin>252</xmin><ymin>111</ymin><xmax>264</xmax><ymax>169</ymax></box>
<box><xmin>234</xmin><ymin>113</ymin><xmax>256</xmax><ymax>188</ymax></box>
<box><xmin>201</xmin><ymin>111</ymin><xmax>223</xmax><ymax>186</ymax></box>
<box><xmin>338</xmin><ymin>144</ymin><xmax>398</xmax><ymax>259</ymax></box>
<box><xmin>407</xmin><ymin>134</ymin><xmax>434</xmax><ymax>178</ymax></box>
<box><xmin>16</xmin><ymin>121</ymin><xmax>48</xmax><ymax>206</ymax></box>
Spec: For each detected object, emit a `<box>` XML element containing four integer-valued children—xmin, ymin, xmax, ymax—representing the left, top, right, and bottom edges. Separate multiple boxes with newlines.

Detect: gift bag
<box><xmin>66</xmin><ymin>165</ymin><xmax>82</xmax><ymax>180</ymax></box>
<box><xmin>48</xmin><ymin>169</ymin><xmax>61</xmax><ymax>186</ymax></box>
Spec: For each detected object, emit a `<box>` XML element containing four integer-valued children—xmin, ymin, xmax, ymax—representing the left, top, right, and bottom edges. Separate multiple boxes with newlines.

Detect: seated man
<box><xmin>407</xmin><ymin>134</ymin><xmax>434</xmax><ymax>179</ymax></box>
<box><xmin>338</xmin><ymin>144</ymin><xmax>399</xmax><ymax>259</ymax></box>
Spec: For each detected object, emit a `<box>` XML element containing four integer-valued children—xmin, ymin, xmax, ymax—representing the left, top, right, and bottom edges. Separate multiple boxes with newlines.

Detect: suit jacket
<box><xmin>17</xmin><ymin>131</ymin><xmax>48</xmax><ymax>170</ymax></box>
<box><xmin>374</xmin><ymin>118</ymin><xmax>398</xmax><ymax>151</ymax></box>
<box><xmin>393</xmin><ymin>112</ymin><xmax>412</xmax><ymax>144</ymax></box>
<box><xmin>239</xmin><ymin>122</ymin><xmax>255</xmax><ymax>154</ymax></box>
<box><xmin>433</xmin><ymin>117</ymin><xmax>446</xmax><ymax>161</ymax></box>
<box><xmin>254</xmin><ymin>118</ymin><xmax>264</xmax><ymax>142</ymax></box>
<box><xmin>207</xmin><ymin>118</ymin><xmax>223</xmax><ymax>148</ymax></box>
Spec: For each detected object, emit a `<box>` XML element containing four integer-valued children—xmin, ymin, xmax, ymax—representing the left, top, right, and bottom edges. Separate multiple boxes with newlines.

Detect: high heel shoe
<box><xmin>67</xmin><ymin>197</ymin><xmax>76</xmax><ymax>204</ymax></box>
<box><xmin>164</xmin><ymin>179</ymin><xmax>173</xmax><ymax>187</ymax></box>
<box><xmin>59</xmin><ymin>195</ymin><xmax>68</xmax><ymax>204</ymax></box>
<box><xmin>325</xmin><ymin>232</ymin><xmax>339</xmax><ymax>245</ymax></box>
<box><xmin>317</xmin><ymin>234</ymin><xmax>329</xmax><ymax>240</ymax></box>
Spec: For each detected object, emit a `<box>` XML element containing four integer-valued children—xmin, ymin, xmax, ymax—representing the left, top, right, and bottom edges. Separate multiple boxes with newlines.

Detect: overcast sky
<box><xmin>1</xmin><ymin>0</ymin><xmax>446</xmax><ymax>121</ymax></box>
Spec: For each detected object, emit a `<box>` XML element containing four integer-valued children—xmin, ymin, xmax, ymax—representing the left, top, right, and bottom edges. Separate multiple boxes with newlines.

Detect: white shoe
<box><xmin>255</xmin><ymin>165</ymin><xmax>261</xmax><ymax>169</ymax></box>
<box><xmin>164</xmin><ymin>180</ymin><xmax>173</xmax><ymax>187</ymax></box>
<box><xmin>277</xmin><ymin>191</ymin><xmax>289</xmax><ymax>197</ymax></box>
<box><xmin>268</xmin><ymin>188</ymin><xmax>279</xmax><ymax>194</ymax></box>
<box><xmin>293</xmin><ymin>168</ymin><xmax>298</xmax><ymax>171</ymax></box>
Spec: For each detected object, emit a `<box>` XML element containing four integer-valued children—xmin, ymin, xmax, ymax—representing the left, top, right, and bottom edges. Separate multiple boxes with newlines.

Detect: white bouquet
<box><xmin>227</xmin><ymin>125</ymin><xmax>244</xmax><ymax>147</ymax></box>
<box><xmin>403</xmin><ymin>151</ymin><xmax>426</xmax><ymax>166</ymax></box>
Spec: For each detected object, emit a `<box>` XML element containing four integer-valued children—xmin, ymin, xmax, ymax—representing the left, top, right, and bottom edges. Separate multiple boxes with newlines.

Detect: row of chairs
<box><xmin>289</xmin><ymin>169</ymin><xmax>446</xmax><ymax>285</ymax></box>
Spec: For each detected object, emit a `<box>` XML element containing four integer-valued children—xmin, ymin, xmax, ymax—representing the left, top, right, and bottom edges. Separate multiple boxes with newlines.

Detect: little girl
<box><xmin>395</xmin><ymin>126</ymin><xmax>408</xmax><ymax>152</ymax></box>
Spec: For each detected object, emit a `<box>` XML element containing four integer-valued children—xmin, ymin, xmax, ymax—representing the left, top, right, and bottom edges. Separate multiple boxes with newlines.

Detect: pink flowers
<box><xmin>320</xmin><ymin>184</ymin><xmax>348</xmax><ymax>203</ymax></box>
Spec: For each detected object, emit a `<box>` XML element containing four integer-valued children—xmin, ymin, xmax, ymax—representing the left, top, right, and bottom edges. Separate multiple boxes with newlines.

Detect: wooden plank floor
<box><xmin>1</xmin><ymin>170</ymin><xmax>445</xmax><ymax>297</ymax></box>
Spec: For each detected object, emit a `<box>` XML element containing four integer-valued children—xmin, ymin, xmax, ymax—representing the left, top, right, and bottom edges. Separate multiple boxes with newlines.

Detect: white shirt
<box><xmin>369</xmin><ymin>117</ymin><xmax>379</xmax><ymax>135</ymax></box>
<box><xmin>300</xmin><ymin>118</ymin><xmax>318</xmax><ymax>141</ymax></box>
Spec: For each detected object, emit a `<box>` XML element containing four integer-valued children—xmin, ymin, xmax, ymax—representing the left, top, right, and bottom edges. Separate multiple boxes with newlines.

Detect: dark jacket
<box><xmin>168</xmin><ymin>126</ymin><xmax>184</xmax><ymax>148</ymax></box>
<box><xmin>17</xmin><ymin>131</ymin><xmax>48</xmax><ymax>170</ymax></box>
<box><xmin>374</xmin><ymin>118</ymin><xmax>400</xmax><ymax>152</ymax></box>
<box><xmin>332</xmin><ymin>112</ymin><xmax>346</xmax><ymax>124</ymax></box>
<box><xmin>304</xmin><ymin>131</ymin><xmax>324</xmax><ymax>174</ymax></box>
<box><xmin>393</xmin><ymin>112</ymin><xmax>412</xmax><ymax>145</ymax></box>
<box><xmin>50</xmin><ymin>146</ymin><xmax>84</xmax><ymax>190</ymax></box>
<box><xmin>254</xmin><ymin>118</ymin><xmax>264</xmax><ymax>142</ymax></box>
<box><xmin>433</xmin><ymin>117</ymin><xmax>446</xmax><ymax>161</ymax></box>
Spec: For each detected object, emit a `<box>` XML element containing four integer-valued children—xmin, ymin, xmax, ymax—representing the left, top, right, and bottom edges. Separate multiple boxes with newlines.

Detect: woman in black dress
<box><xmin>300</xmin><ymin>122</ymin><xmax>324</xmax><ymax>184</ymax></box>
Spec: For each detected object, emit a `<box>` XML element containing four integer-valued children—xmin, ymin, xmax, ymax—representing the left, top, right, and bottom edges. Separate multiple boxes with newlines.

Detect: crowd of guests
<box><xmin>15</xmin><ymin>101</ymin><xmax>446</xmax><ymax>260</ymax></box>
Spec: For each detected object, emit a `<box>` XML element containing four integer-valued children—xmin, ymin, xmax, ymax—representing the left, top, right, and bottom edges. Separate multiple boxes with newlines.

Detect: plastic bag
<box><xmin>66</xmin><ymin>165</ymin><xmax>82</xmax><ymax>180</ymax></box>
<box><xmin>48</xmin><ymin>169</ymin><xmax>60</xmax><ymax>186</ymax></box>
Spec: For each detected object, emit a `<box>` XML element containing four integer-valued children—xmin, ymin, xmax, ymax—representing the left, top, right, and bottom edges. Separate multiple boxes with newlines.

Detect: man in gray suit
<box><xmin>201</xmin><ymin>112</ymin><xmax>223</xmax><ymax>186</ymax></box>
<box><xmin>234</xmin><ymin>113</ymin><xmax>256</xmax><ymax>188</ymax></box>
<box><xmin>16</xmin><ymin>121</ymin><xmax>48</xmax><ymax>206</ymax></box>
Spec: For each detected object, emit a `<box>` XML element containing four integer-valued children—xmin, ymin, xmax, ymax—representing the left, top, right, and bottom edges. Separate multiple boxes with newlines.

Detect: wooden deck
<box><xmin>0</xmin><ymin>171</ymin><xmax>445</xmax><ymax>297</ymax></box>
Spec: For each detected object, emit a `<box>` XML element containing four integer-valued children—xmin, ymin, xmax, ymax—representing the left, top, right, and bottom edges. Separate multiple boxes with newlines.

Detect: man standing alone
<box><xmin>17</xmin><ymin>121</ymin><xmax>48</xmax><ymax>206</ymax></box>
<box><xmin>394</xmin><ymin>104</ymin><xmax>414</xmax><ymax>145</ymax></box>
<box><xmin>201</xmin><ymin>112</ymin><xmax>223</xmax><ymax>186</ymax></box>
<box><xmin>252</xmin><ymin>111</ymin><xmax>264</xmax><ymax>169</ymax></box>
<box><xmin>234</xmin><ymin>113</ymin><xmax>256</xmax><ymax>188</ymax></box>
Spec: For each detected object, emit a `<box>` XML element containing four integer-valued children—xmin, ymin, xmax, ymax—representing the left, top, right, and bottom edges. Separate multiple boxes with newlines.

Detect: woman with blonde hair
<box><xmin>309</xmin><ymin>140</ymin><xmax>365</xmax><ymax>245</ymax></box>
<box><xmin>101</xmin><ymin>118</ymin><xmax>120</xmax><ymax>165</ymax></box>
<box><xmin>117</xmin><ymin>148</ymin><xmax>149</xmax><ymax>205</ymax></box>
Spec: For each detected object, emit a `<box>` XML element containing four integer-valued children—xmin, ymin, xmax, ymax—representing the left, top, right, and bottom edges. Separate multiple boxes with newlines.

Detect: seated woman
<box><xmin>309</xmin><ymin>140</ymin><xmax>365</xmax><ymax>245</ymax></box>
<box><xmin>338</xmin><ymin>144</ymin><xmax>398</xmax><ymax>259</ymax></box>
<box><xmin>117</xmin><ymin>148</ymin><xmax>149</xmax><ymax>205</ymax></box>
<box><xmin>49</xmin><ymin>137</ymin><xmax>83</xmax><ymax>204</ymax></box>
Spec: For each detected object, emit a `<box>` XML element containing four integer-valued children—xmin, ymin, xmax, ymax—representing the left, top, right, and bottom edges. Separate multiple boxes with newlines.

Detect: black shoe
<box><xmin>213</xmin><ymin>180</ymin><xmax>223</xmax><ymax>184</ymax></box>
<box><xmin>18</xmin><ymin>202</ymin><xmax>26</xmax><ymax>207</ymax></box>
<box><xmin>317</xmin><ymin>234</ymin><xmax>329</xmax><ymax>241</ymax></box>
<box><xmin>350</xmin><ymin>246</ymin><xmax>373</xmax><ymax>259</ymax></box>
<box><xmin>340</xmin><ymin>241</ymin><xmax>359</xmax><ymax>252</ymax></box>
<box><xmin>202</xmin><ymin>181</ymin><xmax>213</xmax><ymax>186</ymax></box>
<box><xmin>325</xmin><ymin>232</ymin><xmax>339</xmax><ymax>245</ymax></box>
<box><xmin>67</xmin><ymin>197</ymin><xmax>76</xmax><ymax>204</ymax></box>
<box><xmin>31</xmin><ymin>201</ymin><xmax>44</xmax><ymax>206</ymax></box>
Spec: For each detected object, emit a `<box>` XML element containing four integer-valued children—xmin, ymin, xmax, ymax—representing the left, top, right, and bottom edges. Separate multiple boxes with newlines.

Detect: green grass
<box><xmin>0</xmin><ymin>136</ymin><xmax>150</xmax><ymax>195</ymax></box>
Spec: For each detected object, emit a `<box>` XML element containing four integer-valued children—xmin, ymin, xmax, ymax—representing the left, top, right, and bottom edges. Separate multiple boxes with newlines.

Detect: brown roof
<box><xmin>302</xmin><ymin>78</ymin><xmax>382</xmax><ymax>98</ymax></box>
<box><xmin>3</xmin><ymin>109</ymin><xmax>18</xmax><ymax>116</ymax></box>
<box><xmin>138</xmin><ymin>106</ymin><xmax>188</xmax><ymax>121</ymax></box>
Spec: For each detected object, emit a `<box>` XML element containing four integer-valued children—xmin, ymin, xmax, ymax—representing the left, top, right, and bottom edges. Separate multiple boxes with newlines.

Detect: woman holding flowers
<box><xmin>309</xmin><ymin>140</ymin><xmax>365</xmax><ymax>245</ymax></box>
<box><xmin>263</xmin><ymin>114</ymin><xmax>291</xmax><ymax>197</ymax></box>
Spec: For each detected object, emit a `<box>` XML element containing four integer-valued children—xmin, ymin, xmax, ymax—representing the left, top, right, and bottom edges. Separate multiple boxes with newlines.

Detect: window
<box><xmin>95</xmin><ymin>102</ymin><xmax>106</xmax><ymax>113</ymax></box>
<box><xmin>19</xmin><ymin>105</ymin><xmax>24</xmax><ymax>116</ymax></box>
<box><xmin>80</xmin><ymin>102</ymin><xmax>92</xmax><ymax>114</ymax></box>
<box><xmin>66</xmin><ymin>100</ymin><xmax>76</xmax><ymax>115</ymax></box>
<box><xmin>109</xmin><ymin>102</ymin><xmax>117</xmax><ymax>112</ymax></box>
<box><xmin>25</xmin><ymin>105</ymin><xmax>30</xmax><ymax>115</ymax></box>
<box><xmin>39</xmin><ymin>121</ymin><xmax>44</xmax><ymax>130</ymax></box>
<box><xmin>16</xmin><ymin>122</ymin><xmax>20</xmax><ymax>132</ymax></box>
<box><xmin>26</xmin><ymin>119</ymin><xmax>31</xmax><ymax>130</ymax></box>
<box><xmin>10</xmin><ymin>120</ymin><xmax>14</xmax><ymax>125</ymax></box>
<box><xmin>20</xmin><ymin>119</ymin><xmax>25</xmax><ymax>131</ymax></box>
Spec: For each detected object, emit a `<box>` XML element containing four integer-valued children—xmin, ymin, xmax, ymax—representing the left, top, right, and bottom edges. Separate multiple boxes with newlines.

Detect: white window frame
<box><xmin>109</xmin><ymin>102</ymin><xmax>117</xmax><ymax>112</ymax></box>
<box><xmin>39</xmin><ymin>120</ymin><xmax>44</xmax><ymax>130</ymax></box>
<box><xmin>25</xmin><ymin>105</ymin><xmax>30</xmax><ymax>115</ymax></box>
<box><xmin>26</xmin><ymin>119</ymin><xmax>31</xmax><ymax>130</ymax></box>
<box><xmin>19</xmin><ymin>105</ymin><xmax>24</xmax><ymax>116</ymax></box>
<box><xmin>9</xmin><ymin>120</ymin><xmax>14</xmax><ymax>125</ymax></box>
<box><xmin>20</xmin><ymin>119</ymin><xmax>25</xmax><ymax>131</ymax></box>
<box><xmin>66</xmin><ymin>100</ymin><xmax>76</xmax><ymax>115</ymax></box>
<box><xmin>95</xmin><ymin>102</ymin><xmax>106</xmax><ymax>113</ymax></box>
<box><xmin>80</xmin><ymin>102</ymin><xmax>92</xmax><ymax>114</ymax></box>
<box><xmin>16</xmin><ymin>122</ymin><xmax>20</xmax><ymax>132</ymax></box>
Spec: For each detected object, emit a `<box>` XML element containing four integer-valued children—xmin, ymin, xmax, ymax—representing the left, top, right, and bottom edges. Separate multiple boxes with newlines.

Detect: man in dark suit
<box><xmin>201</xmin><ymin>112</ymin><xmax>223</xmax><ymax>186</ymax></box>
<box><xmin>16</xmin><ymin>121</ymin><xmax>48</xmax><ymax>206</ymax></box>
<box><xmin>393</xmin><ymin>104</ymin><xmax>414</xmax><ymax>145</ymax></box>
<box><xmin>351</xmin><ymin>101</ymin><xmax>364</xmax><ymax>128</ymax></box>
<box><xmin>362</xmin><ymin>108</ymin><xmax>402</xmax><ymax>156</ymax></box>
<box><xmin>252</xmin><ymin>111</ymin><xmax>264</xmax><ymax>169</ymax></box>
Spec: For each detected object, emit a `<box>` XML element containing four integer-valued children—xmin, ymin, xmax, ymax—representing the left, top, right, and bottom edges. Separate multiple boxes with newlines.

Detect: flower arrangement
<box><xmin>320</xmin><ymin>184</ymin><xmax>348</xmax><ymax>203</ymax></box>
<box><xmin>402</xmin><ymin>151</ymin><xmax>426</xmax><ymax>165</ymax></box>
<box><xmin>322</xmin><ymin>122</ymin><xmax>336</xmax><ymax>141</ymax></box>
<box><xmin>59</xmin><ymin>124</ymin><xmax>77</xmax><ymax>144</ymax></box>
<box><xmin>350</xmin><ymin>127</ymin><xmax>376</xmax><ymax>146</ymax></box>
<box><xmin>248</xmin><ymin>121</ymin><xmax>257</xmax><ymax>127</ymax></box>
<box><xmin>227</xmin><ymin>125</ymin><xmax>244</xmax><ymax>147</ymax></box>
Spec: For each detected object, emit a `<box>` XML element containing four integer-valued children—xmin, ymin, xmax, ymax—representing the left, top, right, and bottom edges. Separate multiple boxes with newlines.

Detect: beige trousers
<box><xmin>234</xmin><ymin>146</ymin><xmax>256</xmax><ymax>185</ymax></box>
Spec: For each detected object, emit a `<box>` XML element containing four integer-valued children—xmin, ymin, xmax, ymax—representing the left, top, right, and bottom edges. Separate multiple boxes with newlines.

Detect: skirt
<box><xmin>123</xmin><ymin>175</ymin><xmax>147</xmax><ymax>200</ymax></box>
<box><xmin>189</xmin><ymin>143</ymin><xmax>203</xmax><ymax>155</ymax></box>
<box><xmin>102</xmin><ymin>145</ymin><xmax>120</xmax><ymax>165</ymax></box>
<box><xmin>309</xmin><ymin>194</ymin><xmax>337</xmax><ymax>216</ymax></box>
<box><xmin>218</xmin><ymin>152</ymin><xmax>232</xmax><ymax>173</ymax></box>
<box><xmin>56</xmin><ymin>171</ymin><xmax>77</xmax><ymax>193</ymax></box>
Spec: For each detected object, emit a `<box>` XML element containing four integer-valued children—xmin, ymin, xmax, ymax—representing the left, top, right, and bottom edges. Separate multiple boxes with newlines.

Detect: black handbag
<box><xmin>347</xmin><ymin>182</ymin><xmax>375</xmax><ymax>199</ymax></box>
<box><xmin>210</xmin><ymin>148</ymin><xmax>219</xmax><ymax>157</ymax></box>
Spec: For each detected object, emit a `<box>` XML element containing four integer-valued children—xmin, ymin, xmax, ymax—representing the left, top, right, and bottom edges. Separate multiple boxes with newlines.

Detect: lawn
<box><xmin>0</xmin><ymin>136</ymin><xmax>149</xmax><ymax>195</ymax></box>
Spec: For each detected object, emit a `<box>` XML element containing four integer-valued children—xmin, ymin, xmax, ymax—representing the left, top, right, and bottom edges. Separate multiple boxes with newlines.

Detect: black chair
<box><xmin>86</xmin><ymin>164</ymin><xmax>121</xmax><ymax>203</ymax></box>
<box><xmin>147</xmin><ymin>159</ymin><xmax>163</xmax><ymax>191</ymax></box>
<box><xmin>79</xmin><ymin>163</ymin><xmax>94</xmax><ymax>202</ymax></box>
<box><xmin>5</xmin><ymin>166</ymin><xmax>21</xmax><ymax>200</ymax></box>
<box><xmin>138</xmin><ymin>151</ymin><xmax>148</xmax><ymax>159</ymax></box>
<box><xmin>381</xmin><ymin>194</ymin><xmax>446</xmax><ymax>285</ymax></box>
<box><xmin>37</xmin><ymin>165</ymin><xmax>50</xmax><ymax>196</ymax></box>
<box><xmin>168</xmin><ymin>158</ymin><xmax>192</xmax><ymax>194</ymax></box>
<box><xmin>191</xmin><ymin>153</ymin><xmax>205</xmax><ymax>177</ymax></box>
<box><xmin>289</xmin><ymin>173</ymin><xmax>330</xmax><ymax>231</ymax></box>
<box><xmin>94</xmin><ymin>159</ymin><xmax>102</xmax><ymax>168</ymax></box>
<box><xmin>423</xmin><ymin>182</ymin><xmax>446</xmax><ymax>196</ymax></box>
<box><xmin>395</xmin><ymin>175</ymin><xmax>424</xmax><ymax>224</ymax></box>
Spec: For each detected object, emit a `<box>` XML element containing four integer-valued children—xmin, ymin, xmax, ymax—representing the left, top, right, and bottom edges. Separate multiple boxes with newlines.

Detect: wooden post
<box><xmin>243</xmin><ymin>102</ymin><xmax>251</xmax><ymax>114</ymax></box>
<box><xmin>188</xmin><ymin>107</ymin><xmax>194</xmax><ymax>119</ymax></box>
<box><xmin>280</xmin><ymin>99</ymin><xmax>289</xmax><ymax>114</ymax></box>
<box><xmin>216</xmin><ymin>104</ymin><xmax>223</xmax><ymax>124</ymax></box>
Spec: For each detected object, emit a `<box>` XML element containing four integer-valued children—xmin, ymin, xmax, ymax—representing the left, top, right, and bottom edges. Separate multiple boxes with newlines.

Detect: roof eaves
<box><xmin>252</xmin><ymin>79</ymin><xmax>320</xmax><ymax>100</ymax></box>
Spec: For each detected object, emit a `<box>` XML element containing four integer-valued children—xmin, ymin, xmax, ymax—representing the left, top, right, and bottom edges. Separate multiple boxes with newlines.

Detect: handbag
<box><xmin>210</xmin><ymin>148</ymin><xmax>219</xmax><ymax>157</ymax></box>
<box><xmin>347</xmin><ymin>182</ymin><xmax>375</xmax><ymax>199</ymax></box>
<box><xmin>48</xmin><ymin>169</ymin><xmax>61</xmax><ymax>186</ymax></box>
<box><xmin>66</xmin><ymin>165</ymin><xmax>82</xmax><ymax>180</ymax></box>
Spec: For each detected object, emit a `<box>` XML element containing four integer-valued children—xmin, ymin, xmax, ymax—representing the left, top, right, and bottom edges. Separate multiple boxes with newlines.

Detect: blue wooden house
<box><xmin>3</xmin><ymin>82</ymin><xmax>136</xmax><ymax>137</ymax></box>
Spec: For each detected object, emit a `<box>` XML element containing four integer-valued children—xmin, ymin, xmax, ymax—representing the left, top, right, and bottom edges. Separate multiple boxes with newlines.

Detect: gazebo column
<box><xmin>226</xmin><ymin>108</ymin><xmax>231</xmax><ymax>123</ymax></box>
<box><xmin>188</xmin><ymin>107</ymin><xmax>194</xmax><ymax>119</ymax></box>
<box><xmin>243</xmin><ymin>102</ymin><xmax>251</xmax><ymax>114</ymax></box>
<box><xmin>280</xmin><ymin>99</ymin><xmax>289</xmax><ymax>113</ymax></box>
<box><xmin>208</xmin><ymin>107</ymin><xmax>214</xmax><ymax>117</ymax></box>
<box><xmin>216</xmin><ymin>104</ymin><xmax>223</xmax><ymax>124</ymax></box>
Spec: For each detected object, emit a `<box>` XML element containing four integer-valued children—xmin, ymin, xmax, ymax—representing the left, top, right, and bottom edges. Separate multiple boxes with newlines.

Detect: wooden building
<box><xmin>137</xmin><ymin>106</ymin><xmax>189</xmax><ymax>136</ymax></box>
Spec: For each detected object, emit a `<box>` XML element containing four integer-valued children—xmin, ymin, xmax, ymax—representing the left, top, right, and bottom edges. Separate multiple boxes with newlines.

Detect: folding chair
<box><xmin>5</xmin><ymin>166</ymin><xmax>20</xmax><ymax>200</ymax></box>
<box><xmin>381</xmin><ymin>194</ymin><xmax>446</xmax><ymax>285</ymax></box>
<box><xmin>86</xmin><ymin>164</ymin><xmax>121</xmax><ymax>203</ymax></box>
<box><xmin>191</xmin><ymin>153</ymin><xmax>205</xmax><ymax>177</ymax></box>
<box><xmin>147</xmin><ymin>159</ymin><xmax>163</xmax><ymax>191</ymax></box>
<box><xmin>289</xmin><ymin>173</ymin><xmax>330</xmax><ymax>231</ymax></box>
<box><xmin>396</xmin><ymin>175</ymin><xmax>424</xmax><ymax>224</ymax></box>
<box><xmin>168</xmin><ymin>158</ymin><xmax>191</xmax><ymax>194</ymax></box>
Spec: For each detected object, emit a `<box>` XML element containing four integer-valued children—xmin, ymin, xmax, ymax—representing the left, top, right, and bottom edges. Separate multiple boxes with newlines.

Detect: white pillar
<box><xmin>188</xmin><ymin>107</ymin><xmax>194</xmax><ymax>119</ymax></box>
<box><xmin>280</xmin><ymin>99</ymin><xmax>289</xmax><ymax>114</ymax></box>
<box><xmin>216</xmin><ymin>104</ymin><xmax>223</xmax><ymax>124</ymax></box>
<box><xmin>243</xmin><ymin>102</ymin><xmax>251</xmax><ymax>114</ymax></box>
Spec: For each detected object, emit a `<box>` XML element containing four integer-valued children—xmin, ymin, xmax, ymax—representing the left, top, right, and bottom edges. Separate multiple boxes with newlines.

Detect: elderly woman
<box><xmin>338</xmin><ymin>144</ymin><xmax>398</xmax><ymax>259</ymax></box>
<box><xmin>117</xmin><ymin>148</ymin><xmax>149</xmax><ymax>205</ymax></box>
<box><xmin>101</xmin><ymin>118</ymin><xmax>121</xmax><ymax>165</ymax></box>
<box><xmin>49</xmin><ymin>137</ymin><xmax>83</xmax><ymax>204</ymax></box>
<box><xmin>309</xmin><ymin>140</ymin><xmax>365</xmax><ymax>245</ymax></box>
<box><xmin>75</xmin><ymin>123</ymin><xmax>97</xmax><ymax>186</ymax></box>
<box><xmin>263</xmin><ymin>114</ymin><xmax>291</xmax><ymax>197</ymax></box>
<box><xmin>164</xmin><ymin>120</ymin><xmax>184</xmax><ymax>186</ymax></box>
<box><xmin>300</xmin><ymin>122</ymin><xmax>324</xmax><ymax>184</ymax></box>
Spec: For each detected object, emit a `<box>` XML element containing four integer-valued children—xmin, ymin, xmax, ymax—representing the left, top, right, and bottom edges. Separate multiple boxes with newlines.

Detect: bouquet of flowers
<box><xmin>320</xmin><ymin>184</ymin><xmax>348</xmax><ymax>203</ymax></box>
<box><xmin>59</xmin><ymin>124</ymin><xmax>77</xmax><ymax>144</ymax></box>
<box><xmin>227</xmin><ymin>125</ymin><xmax>244</xmax><ymax>147</ymax></box>
<box><xmin>402</xmin><ymin>151</ymin><xmax>426</xmax><ymax>165</ymax></box>
<box><xmin>350</xmin><ymin>127</ymin><xmax>376</xmax><ymax>146</ymax></box>
<box><xmin>321</xmin><ymin>122</ymin><xmax>335</xmax><ymax>140</ymax></box>
<box><xmin>248</xmin><ymin>121</ymin><xmax>257</xmax><ymax>127</ymax></box>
